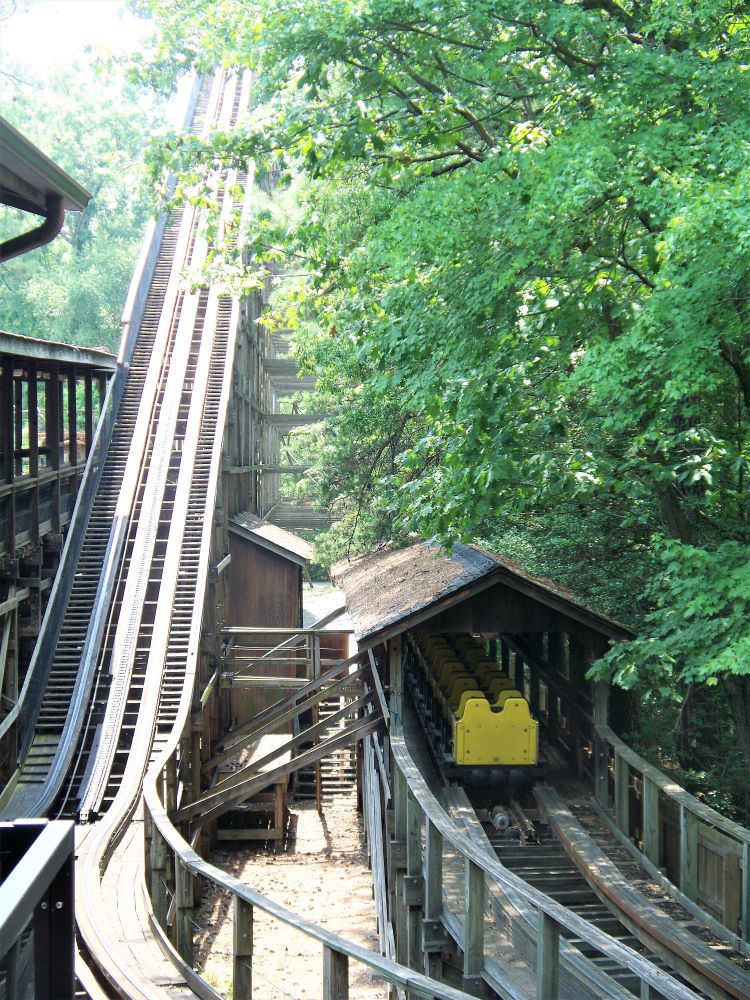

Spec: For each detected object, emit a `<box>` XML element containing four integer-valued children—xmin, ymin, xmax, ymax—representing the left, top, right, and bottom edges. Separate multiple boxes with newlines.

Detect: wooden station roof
<box><xmin>229</xmin><ymin>511</ymin><xmax>313</xmax><ymax>566</ymax></box>
<box><xmin>331</xmin><ymin>541</ymin><xmax>633</xmax><ymax>647</ymax></box>
<box><xmin>0</xmin><ymin>330</ymin><xmax>117</xmax><ymax>372</ymax></box>
<box><xmin>0</xmin><ymin>115</ymin><xmax>90</xmax><ymax>216</ymax></box>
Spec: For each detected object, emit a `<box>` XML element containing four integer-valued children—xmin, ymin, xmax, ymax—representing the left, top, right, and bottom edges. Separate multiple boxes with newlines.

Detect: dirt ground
<box><xmin>195</xmin><ymin>800</ymin><xmax>387</xmax><ymax>999</ymax></box>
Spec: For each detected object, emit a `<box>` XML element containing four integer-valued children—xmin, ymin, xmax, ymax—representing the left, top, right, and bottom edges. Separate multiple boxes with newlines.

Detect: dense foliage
<box><xmin>0</xmin><ymin>60</ymin><xmax>160</xmax><ymax>350</ymax></box>
<box><xmin>135</xmin><ymin>0</ymin><xmax>750</xmax><ymax>816</ymax></box>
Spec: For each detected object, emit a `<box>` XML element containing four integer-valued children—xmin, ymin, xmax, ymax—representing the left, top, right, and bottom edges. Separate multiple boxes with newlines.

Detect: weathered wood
<box><xmin>743</xmin><ymin>841</ymin><xmax>750</xmax><ymax>943</ymax></box>
<box><xmin>597</xmin><ymin>722</ymin><xmax>750</xmax><ymax>846</ymax></box>
<box><xmin>642</xmin><ymin>776</ymin><xmax>660</xmax><ymax>867</ymax></box>
<box><xmin>388</xmin><ymin>634</ymin><xmax>403</xmax><ymax>727</ymax></box>
<box><xmin>323</xmin><ymin>947</ymin><xmax>349</xmax><ymax>999</ymax></box>
<box><xmin>181</xmin><ymin>716</ymin><xmax>380</xmax><ymax>827</ymax></box>
<box><xmin>615</xmin><ymin>751</ymin><xmax>630</xmax><ymax>837</ymax></box>
<box><xmin>463</xmin><ymin>858</ymin><xmax>484</xmax><ymax>980</ymax></box>
<box><xmin>425</xmin><ymin>819</ymin><xmax>443</xmax><ymax>922</ymax></box>
<box><xmin>593</xmin><ymin>681</ymin><xmax>609</xmax><ymax>807</ymax></box>
<box><xmin>536</xmin><ymin>911</ymin><xmax>560</xmax><ymax>1000</ymax></box>
<box><xmin>680</xmin><ymin>804</ymin><xmax>698</xmax><ymax>902</ymax></box>
<box><xmin>233</xmin><ymin>896</ymin><xmax>253</xmax><ymax>997</ymax></box>
<box><xmin>206</xmin><ymin>657</ymin><xmax>365</xmax><ymax>770</ymax></box>
<box><xmin>406</xmin><ymin>791</ymin><xmax>423</xmax><ymax>966</ymax></box>
<box><xmin>367</xmin><ymin>649</ymin><xmax>391</xmax><ymax>726</ymax></box>
<box><xmin>391</xmin><ymin>735</ymin><xmax>701</xmax><ymax>1000</ymax></box>
<box><xmin>175</xmin><ymin>858</ymin><xmax>194</xmax><ymax>966</ymax></box>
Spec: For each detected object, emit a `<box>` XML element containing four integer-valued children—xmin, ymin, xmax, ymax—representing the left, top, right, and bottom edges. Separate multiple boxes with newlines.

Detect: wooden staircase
<box><xmin>295</xmin><ymin>694</ymin><xmax>358</xmax><ymax>805</ymax></box>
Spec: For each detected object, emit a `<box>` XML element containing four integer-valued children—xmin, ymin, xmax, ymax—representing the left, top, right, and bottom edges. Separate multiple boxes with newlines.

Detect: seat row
<box><xmin>409</xmin><ymin>633</ymin><xmax>539</xmax><ymax>767</ymax></box>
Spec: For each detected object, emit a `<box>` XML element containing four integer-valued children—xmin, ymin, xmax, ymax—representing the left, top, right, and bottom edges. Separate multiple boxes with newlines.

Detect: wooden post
<box><xmin>536</xmin><ymin>911</ymin><xmax>560</xmax><ymax>1000</ymax></box>
<box><xmin>742</xmin><ymin>841</ymin><xmax>750</xmax><ymax>943</ymax></box>
<box><xmin>392</xmin><ymin>767</ymin><xmax>408</xmax><ymax>966</ymax></box>
<box><xmin>388</xmin><ymin>634</ymin><xmax>403</xmax><ymax>727</ymax></box>
<box><xmin>640</xmin><ymin>982</ymin><xmax>658</xmax><ymax>1000</ymax></box>
<box><xmin>233</xmin><ymin>896</ymin><xmax>253</xmax><ymax>997</ymax></box>
<box><xmin>592</xmin><ymin>681</ymin><xmax>609</xmax><ymax>807</ymax></box>
<box><xmin>405</xmin><ymin>791</ymin><xmax>423</xmax><ymax>967</ymax></box>
<box><xmin>175</xmin><ymin>857</ymin><xmax>194</xmax><ymax>966</ymax></box>
<box><xmin>680</xmin><ymin>804</ymin><xmax>698</xmax><ymax>901</ymax></box>
<box><xmin>614</xmin><ymin>751</ymin><xmax>629</xmax><ymax>837</ymax></box>
<box><xmin>642</xmin><ymin>776</ymin><xmax>660</xmax><ymax>866</ymax></box>
<box><xmin>463</xmin><ymin>858</ymin><xmax>484</xmax><ymax>983</ymax></box>
<box><xmin>424</xmin><ymin>819</ymin><xmax>443</xmax><ymax>977</ymax></box>
<box><xmin>323</xmin><ymin>947</ymin><xmax>348</xmax><ymax>999</ymax></box>
<box><xmin>166</xmin><ymin>753</ymin><xmax>178</xmax><ymax>816</ymax></box>
<box><xmin>150</xmin><ymin>825</ymin><xmax>169</xmax><ymax>927</ymax></box>
<box><xmin>67</xmin><ymin>370</ymin><xmax>77</xmax><ymax>466</ymax></box>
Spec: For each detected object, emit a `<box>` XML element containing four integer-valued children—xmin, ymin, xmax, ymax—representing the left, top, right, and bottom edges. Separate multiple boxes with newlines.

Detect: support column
<box><xmin>593</xmin><ymin>681</ymin><xmax>609</xmax><ymax>807</ymax></box>
<box><xmin>233</xmin><ymin>896</ymin><xmax>253</xmax><ymax>997</ymax></box>
<box><xmin>463</xmin><ymin>858</ymin><xmax>484</xmax><ymax>988</ymax></box>
<box><xmin>536</xmin><ymin>912</ymin><xmax>560</xmax><ymax>1000</ymax></box>
<box><xmin>423</xmin><ymin>818</ymin><xmax>444</xmax><ymax>977</ymax></box>
<box><xmin>323</xmin><ymin>947</ymin><xmax>348</xmax><ymax>1000</ymax></box>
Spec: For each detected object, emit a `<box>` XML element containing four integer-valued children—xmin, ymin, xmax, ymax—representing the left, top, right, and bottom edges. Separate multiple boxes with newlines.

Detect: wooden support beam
<box><xmin>175</xmin><ymin>858</ymin><xmax>194</xmax><ymax>966</ymax></box>
<box><xmin>536</xmin><ymin>911</ymin><xmax>560</xmax><ymax>1000</ymax></box>
<box><xmin>233</xmin><ymin>896</ymin><xmax>253</xmax><ymax>998</ymax></box>
<box><xmin>614</xmin><ymin>750</ymin><xmax>630</xmax><ymax>837</ymax></box>
<box><xmin>205</xmin><ymin>663</ymin><xmax>367</xmax><ymax>773</ymax></box>
<box><xmin>642</xmin><ymin>776</ymin><xmax>660</xmax><ymax>866</ymax></box>
<box><xmin>463</xmin><ymin>858</ymin><xmax>484</xmax><ymax>982</ymax></box>
<box><xmin>322</xmin><ymin>947</ymin><xmax>348</xmax><ymax>1000</ymax></box>
<box><xmin>680</xmin><ymin>803</ymin><xmax>698</xmax><ymax>902</ymax></box>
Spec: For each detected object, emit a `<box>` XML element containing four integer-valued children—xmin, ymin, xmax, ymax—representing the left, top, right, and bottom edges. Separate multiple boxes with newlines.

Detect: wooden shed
<box><xmin>226</xmin><ymin>511</ymin><xmax>312</xmax><ymax>629</ymax></box>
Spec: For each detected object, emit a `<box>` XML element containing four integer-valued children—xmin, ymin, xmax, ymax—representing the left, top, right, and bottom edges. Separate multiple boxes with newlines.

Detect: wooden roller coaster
<box><xmin>0</xmin><ymin>67</ymin><xmax>749</xmax><ymax>1000</ymax></box>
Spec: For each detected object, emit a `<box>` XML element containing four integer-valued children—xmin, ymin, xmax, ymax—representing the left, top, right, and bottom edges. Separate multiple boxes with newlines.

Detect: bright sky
<box><xmin>0</xmin><ymin>0</ymin><xmax>149</xmax><ymax>68</ymax></box>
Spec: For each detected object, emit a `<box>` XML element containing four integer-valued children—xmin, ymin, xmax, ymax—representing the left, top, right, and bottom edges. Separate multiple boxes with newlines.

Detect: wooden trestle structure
<box><xmin>1</xmin><ymin>67</ymin><xmax>750</xmax><ymax>1000</ymax></box>
<box><xmin>0</xmin><ymin>333</ymin><xmax>115</xmax><ymax>781</ymax></box>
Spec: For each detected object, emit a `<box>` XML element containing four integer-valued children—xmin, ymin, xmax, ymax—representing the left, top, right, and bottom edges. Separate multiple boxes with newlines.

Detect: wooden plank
<box><xmin>175</xmin><ymin>859</ymin><xmax>194</xmax><ymax>966</ymax></box>
<box><xmin>463</xmin><ymin>858</ymin><xmax>484</xmax><ymax>979</ymax></box>
<box><xmin>615</xmin><ymin>751</ymin><xmax>630</xmax><ymax>837</ymax></box>
<box><xmin>642</xmin><ymin>776</ymin><xmax>660</xmax><ymax>867</ymax></box>
<box><xmin>368</xmin><ymin>649</ymin><xmax>391</xmax><ymax>726</ymax></box>
<box><xmin>392</xmin><ymin>738</ymin><xmax>701</xmax><ymax>1000</ymax></box>
<box><xmin>425</xmin><ymin>820</ymin><xmax>443</xmax><ymax>922</ymax></box>
<box><xmin>233</xmin><ymin>896</ymin><xmax>253</xmax><ymax>997</ymax></box>
<box><xmin>207</xmin><ymin>653</ymin><xmax>363</xmax><ymax>763</ymax></box>
<box><xmin>538</xmin><ymin>785</ymin><xmax>749</xmax><ymax>1000</ymax></box>
<box><xmin>323</xmin><ymin>947</ymin><xmax>349</xmax><ymax>1000</ymax></box>
<box><xmin>680</xmin><ymin>804</ymin><xmax>698</xmax><ymax>902</ymax></box>
<box><xmin>536</xmin><ymin>911</ymin><xmax>560</xmax><ymax>1000</ymax></box>
<box><xmin>180</xmin><ymin>716</ymin><xmax>381</xmax><ymax>826</ymax></box>
<box><xmin>205</xmin><ymin>663</ymin><xmax>367</xmax><ymax>772</ymax></box>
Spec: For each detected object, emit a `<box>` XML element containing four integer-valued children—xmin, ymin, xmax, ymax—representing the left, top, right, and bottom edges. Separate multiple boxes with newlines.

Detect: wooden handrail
<box><xmin>143</xmin><ymin>753</ymin><xmax>476</xmax><ymax>999</ymax></box>
<box><xmin>596</xmin><ymin>723</ymin><xmax>750</xmax><ymax>846</ymax></box>
<box><xmin>388</xmin><ymin>728</ymin><xmax>701</xmax><ymax>1000</ymax></box>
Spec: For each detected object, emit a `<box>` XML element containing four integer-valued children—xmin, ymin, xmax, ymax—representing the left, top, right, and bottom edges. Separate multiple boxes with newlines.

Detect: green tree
<box><xmin>0</xmin><ymin>61</ymin><xmax>161</xmax><ymax>349</ymax></box>
<box><xmin>135</xmin><ymin>0</ymin><xmax>750</xmax><ymax>816</ymax></box>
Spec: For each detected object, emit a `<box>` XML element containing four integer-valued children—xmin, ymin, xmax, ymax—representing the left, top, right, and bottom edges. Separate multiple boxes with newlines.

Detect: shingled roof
<box><xmin>330</xmin><ymin>541</ymin><xmax>632</xmax><ymax>645</ymax></box>
<box><xmin>229</xmin><ymin>511</ymin><xmax>313</xmax><ymax>566</ymax></box>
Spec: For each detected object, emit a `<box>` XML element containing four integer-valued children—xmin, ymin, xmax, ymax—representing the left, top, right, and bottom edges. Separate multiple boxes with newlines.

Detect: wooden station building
<box><xmin>332</xmin><ymin>540</ymin><xmax>635</xmax><ymax>780</ymax></box>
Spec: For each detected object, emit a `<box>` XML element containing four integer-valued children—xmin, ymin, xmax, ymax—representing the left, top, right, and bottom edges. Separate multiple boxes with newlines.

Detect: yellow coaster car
<box><xmin>453</xmin><ymin>692</ymin><xmax>539</xmax><ymax>766</ymax></box>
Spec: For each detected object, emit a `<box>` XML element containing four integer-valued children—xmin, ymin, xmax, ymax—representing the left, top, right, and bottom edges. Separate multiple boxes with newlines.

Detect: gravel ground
<box><xmin>195</xmin><ymin>801</ymin><xmax>387</xmax><ymax>999</ymax></box>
